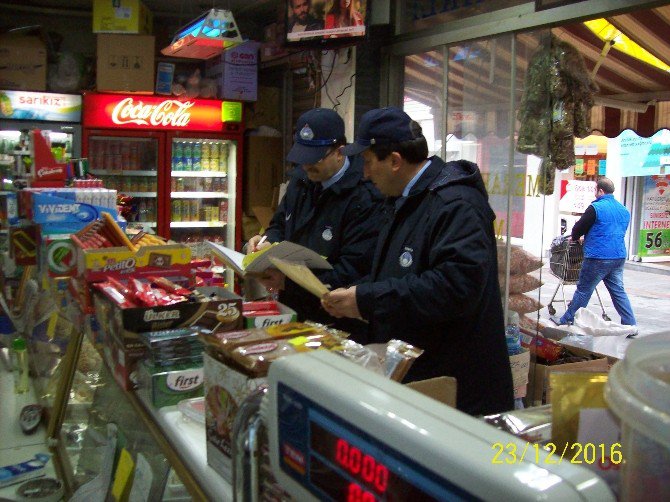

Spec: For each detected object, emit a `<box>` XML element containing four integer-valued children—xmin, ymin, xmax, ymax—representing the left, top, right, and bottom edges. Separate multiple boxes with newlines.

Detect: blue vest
<box><xmin>583</xmin><ymin>194</ymin><xmax>630</xmax><ymax>259</ymax></box>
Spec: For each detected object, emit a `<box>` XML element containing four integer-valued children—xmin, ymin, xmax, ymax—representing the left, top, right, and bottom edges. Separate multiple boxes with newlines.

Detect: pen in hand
<box><xmin>253</xmin><ymin>235</ymin><xmax>267</xmax><ymax>252</ymax></box>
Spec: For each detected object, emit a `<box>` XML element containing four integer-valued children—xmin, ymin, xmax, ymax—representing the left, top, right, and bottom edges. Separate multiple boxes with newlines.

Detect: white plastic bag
<box><xmin>573</xmin><ymin>309</ymin><xmax>635</xmax><ymax>337</ymax></box>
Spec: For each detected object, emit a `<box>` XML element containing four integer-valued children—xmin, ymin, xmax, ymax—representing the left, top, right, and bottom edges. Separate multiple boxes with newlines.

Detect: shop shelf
<box><xmin>170</xmin><ymin>171</ymin><xmax>228</xmax><ymax>177</ymax></box>
<box><xmin>123</xmin><ymin>191</ymin><xmax>158</xmax><ymax>197</ymax></box>
<box><xmin>170</xmin><ymin>192</ymin><xmax>229</xmax><ymax>198</ymax></box>
<box><xmin>89</xmin><ymin>170</ymin><xmax>157</xmax><ymax>176</ymax></box>
<box><xmin>170</xmin><ymin>221</ymin><xmax>226</xmax><ymax>228</ymax></box>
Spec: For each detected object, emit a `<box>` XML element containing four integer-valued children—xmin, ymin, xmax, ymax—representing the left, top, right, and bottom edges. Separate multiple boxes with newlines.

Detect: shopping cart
<box><xmin>547</xmin><ymin>236</ymin><xmax>611</xmax><ymax>320</ymax></box>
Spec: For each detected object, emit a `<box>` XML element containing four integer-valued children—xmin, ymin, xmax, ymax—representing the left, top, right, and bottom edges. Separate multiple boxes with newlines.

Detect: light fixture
<box><xmin>161</xmin><ymin>9</ymin><xmax>243</xmax><ymax>60</ymax></box>
<box><xmin>593</xmin><ymin>96</ymin><xmax>653</xmax><ymax>113</ymax></box>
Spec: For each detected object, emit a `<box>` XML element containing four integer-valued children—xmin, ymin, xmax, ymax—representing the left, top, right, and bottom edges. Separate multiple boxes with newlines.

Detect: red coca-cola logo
<box><xmin>111</xmin><ymin>97</ymin><xmax>194</xmax><ymax>128</ymax></box>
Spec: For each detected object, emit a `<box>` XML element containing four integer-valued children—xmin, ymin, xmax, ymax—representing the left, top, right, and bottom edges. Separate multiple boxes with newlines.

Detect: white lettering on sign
<box><xmin>37</xmin><ymin>203</ymin><xmax>79</xmax><ymax>214</ymax></box>
<box><xmin>37</xmin><ymin>167</ymin><xmax>64</xmax><ymax>177</ymax></box>
<box><xmin>111</xmin><ymin>98</ymin><xmax>194</xmax><ymax>127</ymax></box>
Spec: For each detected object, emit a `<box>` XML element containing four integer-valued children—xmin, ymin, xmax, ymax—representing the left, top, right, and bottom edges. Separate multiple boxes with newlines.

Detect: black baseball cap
<box><xmin>342</xmin><ymin>107</ymin><xmax>417</xmax><ymax>156</ymax></box>
<box><xmin>287</xmin><ymin>108</ymin><xmax>345</xmax><ymax>165</ymax></box>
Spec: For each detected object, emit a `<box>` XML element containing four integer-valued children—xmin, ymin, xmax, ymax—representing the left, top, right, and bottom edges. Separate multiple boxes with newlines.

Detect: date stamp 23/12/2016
<box><xmin>491</xmin><ymin>442</ymin><xmax>623</xmax><ymax>468</ymax></box>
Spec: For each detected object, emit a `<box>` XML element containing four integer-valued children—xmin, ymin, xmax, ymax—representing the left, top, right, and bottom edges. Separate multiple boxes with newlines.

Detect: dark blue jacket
<box><xmin>584</xmin><ymin>194</ymin><xmax>630</xmax><ymax>259</ymax></box>
<box><xmin>264</xmin><ymin>156</ymin><xmax>383</xmax><ymax>341</ymax></box>
<box><xmin>356</xmin><ymin>156</ymin><xmax>513</xmax><ymax>415</ymax></box>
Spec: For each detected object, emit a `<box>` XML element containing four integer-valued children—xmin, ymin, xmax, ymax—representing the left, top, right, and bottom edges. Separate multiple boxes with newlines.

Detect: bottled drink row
<box><xmin>130</xmin><ymin>198</ymin><xmax>157</xmax><ymax>223</ymax></box>
<box><xmin>172</xmin><ymin>140</ymin><xmax>230</xmax><ymax>172</ymax></box>
<box><xmin>171</xmin><ymin>176</ymin><xmax>228</xmax><ymax>193</ymax></box>
<box><xmin>172</xmin><ymin>200</ymin><xmax>228</xmax><ymax>223</ymax></box>
<box><xmin>99</xmin><ymin>175</ymin><xmax>158</xmax><ymax>192</ymax></box>
<box><xmin>89</xmin><ymin>140</ymin><xmax>156</xmax><ymax>171</ymax></box>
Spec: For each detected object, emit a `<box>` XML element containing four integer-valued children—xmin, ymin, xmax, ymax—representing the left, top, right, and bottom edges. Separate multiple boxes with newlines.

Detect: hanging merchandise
<box><xmin>516</xmin><ymin>36</ymin><xmax>598</xmax><ymax>194</ymax></box>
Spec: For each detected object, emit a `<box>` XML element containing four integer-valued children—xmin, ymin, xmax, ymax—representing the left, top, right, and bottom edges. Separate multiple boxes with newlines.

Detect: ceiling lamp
<box><xmin>161</xmin><ymin>9</ymin><xmax>243</xmax><ymax>60</ymax></box>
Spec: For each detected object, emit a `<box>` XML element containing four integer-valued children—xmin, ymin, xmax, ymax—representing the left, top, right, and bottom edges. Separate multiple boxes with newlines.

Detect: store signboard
<box><xmin>616</xmin><ymin>128</ymin><xmax>670</xmax><ymax>177</ymax></box>
<box><xmin>0</xmin><ymin>90</ymin><xmax>81</xmax><ymax>122</ymax></box>
<box><xmin>559</xmin><ymin>179</ymin><xmax>596</xmax><ymax>214</ymax></box>
<box><xmin>637</xmin><ymin>175</ymin><xmax>670</xmax><ymax>259</ymax></box>
<box><xmin>82</xmin><ymin>94</ymin><xmax>224</xmax><ymax>132</ymax></box>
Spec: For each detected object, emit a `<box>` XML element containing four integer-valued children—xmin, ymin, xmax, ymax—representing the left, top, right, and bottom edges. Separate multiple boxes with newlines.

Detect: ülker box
<box><xmin>93</xmin><ymin>286</ymin><xmax>243</xmax><ymax>348</ymax></box>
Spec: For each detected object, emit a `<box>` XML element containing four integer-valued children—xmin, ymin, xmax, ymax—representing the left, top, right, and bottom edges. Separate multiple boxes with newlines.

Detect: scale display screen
<box><xmin>276</xmin><ymin>383</ymin><xmax>475</xmax><ymax>501</ymax></box>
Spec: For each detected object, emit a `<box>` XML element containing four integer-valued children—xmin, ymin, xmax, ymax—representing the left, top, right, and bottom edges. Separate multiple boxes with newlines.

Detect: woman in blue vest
<box><xmin>551</xmin><ymin>177</ymin><xmax>637</xmax><ymax>329</ymax></box>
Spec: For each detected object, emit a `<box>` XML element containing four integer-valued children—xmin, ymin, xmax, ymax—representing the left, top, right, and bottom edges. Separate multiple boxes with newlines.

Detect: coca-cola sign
<box><xmin>111</xmin><ymin>98</ymin><xmax>194</xmax><ymax>127</ymax></box>
<box><xmin>83</xmin><ymin>93</ymin><xmax>226</xmax><ymax>132</ymax></box>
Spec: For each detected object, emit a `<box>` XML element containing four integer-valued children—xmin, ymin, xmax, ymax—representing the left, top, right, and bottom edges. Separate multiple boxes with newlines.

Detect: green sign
<box><xmin>637</xmin><ymin>175</ymin><xmax>670</xmax><ymax>258</ymax></box>
<box><xmin>222</xmin><ymin>101</ymin><xmax>242</xmax><ymax>123</ymax></box>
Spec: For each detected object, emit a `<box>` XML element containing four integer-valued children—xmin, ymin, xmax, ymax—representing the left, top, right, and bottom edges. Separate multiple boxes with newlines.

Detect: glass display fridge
<box><xmin>0</xmin><ymin>90</ymin><xmax>82</xmax><ymax>186</ymax></box>
<box><xmin>81</xmin><ymin>92</ymin><xmax>243</xmax><ymax>256</ymax></box>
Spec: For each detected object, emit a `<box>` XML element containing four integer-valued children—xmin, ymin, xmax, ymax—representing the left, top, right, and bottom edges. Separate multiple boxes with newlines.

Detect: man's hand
<box><xmin>247</xmin><ymin>234</ymin><xmax>272</xmax><ymax>253</ymax></box>
<box><xmin>321</xmin><ymin>287</ymin><xmax>361</xmax><ymax>319</ymax></box>
<box><xmin>256</xmin><ymin>268</ymin><xmax>285</xmax><ymax>291</ymax></box>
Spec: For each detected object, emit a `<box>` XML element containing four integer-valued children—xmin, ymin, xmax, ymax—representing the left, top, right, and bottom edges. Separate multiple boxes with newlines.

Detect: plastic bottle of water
<box><xmin>12</xmin><ymin>338</ymin><xmax>29</xmax><ymax>394</ymax></box>
<box><xmin>505</xmin><ymin>311</ymin><xmax>522</xmax><ymax>355</ymax></box>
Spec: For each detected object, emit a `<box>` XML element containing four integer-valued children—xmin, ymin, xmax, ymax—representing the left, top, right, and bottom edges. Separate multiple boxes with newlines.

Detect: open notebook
<box><xmin>206</xmin><ymin>240</ymin><xmax>333</xmax><ymax>277</ymax></box>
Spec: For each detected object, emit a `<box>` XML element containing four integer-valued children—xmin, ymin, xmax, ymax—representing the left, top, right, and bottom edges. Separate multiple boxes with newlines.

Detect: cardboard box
<box><xmin>96</xmin><ymin>34</ymin><xmax>155</xmax><ymax>93</ymax></box>
<box><xmin>93</xmin><ymin>0</ymin><xmax>153</xmax><ymax>34</ymax></box>
<box><xmin>243</xmin><ymin>136</ymin><xmax>283</xmax><ymax>214</ymax></box>
<box><xmin>243</xmin><ymin>302</ymin><xmax>297</xmax><ymax>329</ymax></box>
<box><xmin>77</xmin><ymin>243</ymin><xmax>192</xmax><ymax>282</ymax></box>
<box><xmin>406</xmin><ymin>376</ymin><xmax>457</xmax><ymax>408</ymax></box>
<box><xmin>527</xmin><ymin>357</ymin><xmax>610</xmax><ymax>406</ymax></box>
<box><xmin>205</xmin><ymin>41</ymin><xmax>259</xmax><ymax>101</ymax></box>
<box><xmin>102</xmin><ymin>327</ymin><xmax>147</xmax><ymax>390</ymax></box>
<box><xmin>0</xmin><ymin>35</ymin><xmax>47</xmax><ymax>91</ymax></box>
<box><xmin>204</xmin><ymin>351</ymin><xmax>266</xmax><ymax>481</ymax></box>
<box><xmin>137</xmin><ymin>360</ymin><xmax>204</xmax><ymax>408</ymax></box>
<box><xmin>94</xmin><ymin>286</ymin><xmax>243</xmax><ymax>347</ymax></box>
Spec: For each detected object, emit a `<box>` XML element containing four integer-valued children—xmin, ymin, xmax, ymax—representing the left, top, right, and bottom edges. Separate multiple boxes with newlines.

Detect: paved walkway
<box><xmin>524</xmin><ymin>262</ymin><xmax>670</xmax><ymax>359</ymax></box>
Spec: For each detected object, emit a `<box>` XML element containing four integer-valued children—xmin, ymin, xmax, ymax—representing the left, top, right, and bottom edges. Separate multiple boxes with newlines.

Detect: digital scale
<box><xmin>266</xmin><ymin>351</ymin><xmax>615</xmax><ymax>501</ymax></box>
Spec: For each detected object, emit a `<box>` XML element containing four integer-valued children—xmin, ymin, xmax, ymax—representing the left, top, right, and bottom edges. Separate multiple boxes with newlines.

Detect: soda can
<box><xmin>173</xmin><ymin>200</ymin><xmax>182</xmax><ymax>222</ymax></box>
<box><xmin>219</xmin><ymin>200</ymin><xmax>228</xmax><ymax>222</ymax></box>
<box><xmin>171</xmin><ymin>177</ymin><xmax>177</xmax><ymax>192</ymax></box>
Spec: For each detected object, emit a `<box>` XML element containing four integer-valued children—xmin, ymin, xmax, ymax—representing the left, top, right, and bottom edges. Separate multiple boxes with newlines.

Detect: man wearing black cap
<box><xmin>322</xmin><ymin>107</ymin><xmax>514</xmax><ymax>416</ymax></box>
<box><xmin>247</xmin><ymin>108</ymin><xmax>382</xmax><ymax>341</ymax></box>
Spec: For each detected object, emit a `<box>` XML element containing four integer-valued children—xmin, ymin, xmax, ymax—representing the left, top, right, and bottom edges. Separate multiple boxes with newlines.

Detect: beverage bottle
<box><xmin>173</xmin><ymin>142</ymin><xmax>183</xmax><ymax>171</ymax></box>
<box><xmin>201</xmin><ymin>142</ymin><xmax>211</xmax><ymax>171</ymax></box>
<box><xmin>12</xmin><ymin>338</ymin><xmax>29</xmax><ymax>394</ymax></box>
<box><xmin>192</xmin><ymin>141</ymin><xmax>202</xmax><ymax>171</ymax></box>
<box><xmin>218</xmin><ymin>142</ymin><xmax>228</xmax><ymax>174</ymax></box>
<box><xmin>505</xmin><ymin>311</ymin><xmax>522</xmax><ymax>355</ymax></box>
<box><xmin>183</xmin><ymin>142</ymin><xmax>193</xmax><ymax>171</ymax></box>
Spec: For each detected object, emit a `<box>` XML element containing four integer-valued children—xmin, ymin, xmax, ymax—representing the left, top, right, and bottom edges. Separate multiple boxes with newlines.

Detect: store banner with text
<box><xmin>617</xmin><ymin>129</ymin><xmax>670</xmax><ymax>177</ymax></box>
<box><xmin>637</xmin><ymin>175</ymin><xmax>670</xmax><ymax>258</ymax></box>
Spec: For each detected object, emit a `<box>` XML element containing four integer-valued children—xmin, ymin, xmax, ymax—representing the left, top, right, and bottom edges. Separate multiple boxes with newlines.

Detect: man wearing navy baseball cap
<box><xmin>322</xmin><ymin>107</ymin><xmax>514</xmax><ymax>416</ymax></box>
<box><xmin>247</xmin><ymin>108</ymin><xmax>383</xmax><ymax>341</ymax></box>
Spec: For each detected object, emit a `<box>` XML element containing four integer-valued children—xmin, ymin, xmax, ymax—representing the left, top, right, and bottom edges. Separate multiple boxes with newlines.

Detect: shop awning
<box><xmin>403</xmin><ymin>4</ymin><xmax>670</xmax><ymax>139</ymax></box>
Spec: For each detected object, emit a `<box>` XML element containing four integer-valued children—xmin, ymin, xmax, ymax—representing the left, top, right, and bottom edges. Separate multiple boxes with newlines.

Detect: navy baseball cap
<box><xmin>287</xmin><ymin>108</ymin><xmax>345</xmax><ymax>165</ymax></box>
<box><xmin>342</xmin><ymin>107</ymin><xmax>418</xmax><ymax>156</ymax></box>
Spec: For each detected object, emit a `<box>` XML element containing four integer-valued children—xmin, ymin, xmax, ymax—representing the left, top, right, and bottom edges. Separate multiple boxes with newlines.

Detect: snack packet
<box><xmin>385</xmin><ymin>340</ymin><xmax>424</xmax><ymax>382</ymax></box>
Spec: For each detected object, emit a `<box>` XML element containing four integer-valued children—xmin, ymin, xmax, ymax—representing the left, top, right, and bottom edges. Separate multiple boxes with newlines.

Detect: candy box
<box><xmin>137</xmin><ymin>360</ymin><xmax>204</xmax><ymax>408</ymax></box>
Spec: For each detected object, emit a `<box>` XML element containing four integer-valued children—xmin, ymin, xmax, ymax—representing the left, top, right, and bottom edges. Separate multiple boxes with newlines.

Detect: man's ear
<box><xmin>390</xmin><ymin>151</ymin><xmax>403</xmax><ymax>172</ymax></box>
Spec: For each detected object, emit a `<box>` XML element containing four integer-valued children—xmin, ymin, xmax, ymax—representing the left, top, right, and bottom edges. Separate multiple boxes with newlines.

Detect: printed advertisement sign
<box><xmin>638</xmin><ymin>175</ymin><xmax>670</xmax><ymax>259</ymax></box>
<box><xmin>82</xmin><ymin>94</ymin><xmax>224</xmax><ymax>132</ymax></box>
<box><xmin>0</xmin><ymin>91</ymin><xmax>82</xmax><ymax>122</ymax></box>
<box><xmin>559</xmin><ymin>179</ymin><xmax>596</xmax><ymax>214</ymax></box>
<box><xmin>617</xmin><ymin>129</ymin><xmax>670</xmax><ymax>177</ymax></box>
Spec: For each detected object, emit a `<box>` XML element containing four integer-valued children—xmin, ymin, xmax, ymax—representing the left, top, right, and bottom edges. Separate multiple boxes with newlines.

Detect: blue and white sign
<box><xmin>0</xmin><ymin>90</ymin><xmax>82</xmax><ymax>122</ymax></box>
<box><xmin>616</xmin><ymin>129</ymin><xmax>670</xmax><ymax>177</ymax></box>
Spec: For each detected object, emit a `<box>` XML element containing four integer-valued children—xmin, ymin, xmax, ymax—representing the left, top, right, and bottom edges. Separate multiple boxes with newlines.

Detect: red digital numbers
<box><xmin>347</xmin><ymin>483</ymin><xmax>376</xmax><ymax>502</ymax></box>
<box><xmin>336</xmin><ymin>438</ymin><xmax>389</xmax><ymax>494</ymax></box>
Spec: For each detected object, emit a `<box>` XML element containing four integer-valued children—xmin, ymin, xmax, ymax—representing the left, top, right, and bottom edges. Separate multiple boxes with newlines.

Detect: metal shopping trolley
<box><xmin>547</xmin><ymin>236</ymin><xmax>611</xmax><ymax>320</ymax></box>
